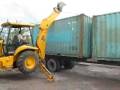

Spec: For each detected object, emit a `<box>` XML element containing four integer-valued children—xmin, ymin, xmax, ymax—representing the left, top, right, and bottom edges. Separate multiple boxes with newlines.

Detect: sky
<box><xmin>0</xmin><ymin>0</ymin><xmax>120</xmax><ymax>24</ymax></box>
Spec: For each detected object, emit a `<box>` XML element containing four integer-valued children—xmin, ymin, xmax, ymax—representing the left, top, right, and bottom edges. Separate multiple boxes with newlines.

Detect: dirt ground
<box><xmin>0</xmin><ymin>63</ymin><xmax>120</xmax><ymax>90</ymax></box>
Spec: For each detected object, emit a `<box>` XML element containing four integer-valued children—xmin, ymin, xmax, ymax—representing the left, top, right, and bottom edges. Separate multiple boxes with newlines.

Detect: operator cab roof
<box><xmin>1</xmin><ymin>22</ymin><xmax>35</xmax><ymax>28</ymax></box>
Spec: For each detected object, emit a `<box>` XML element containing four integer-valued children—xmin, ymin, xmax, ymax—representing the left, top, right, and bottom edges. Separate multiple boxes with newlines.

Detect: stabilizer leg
<box><xmin>39</xmin><ymin>62</ymin><xmax>55</xmax><ymax>81</ymax></box>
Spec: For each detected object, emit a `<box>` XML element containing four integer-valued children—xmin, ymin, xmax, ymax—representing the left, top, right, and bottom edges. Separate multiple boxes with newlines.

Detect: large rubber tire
<box><xmin>16</xmin><ymin>51</ymin><xmax>39</xmax><ymax>75</ymax></box>
<box><xmin>64</xmin><ymin>60</ymin><xmax>75</xmax><ymax>69</ymax></box>
<box><xmin>46</xmin><ymin>58</ymin><xmax>61</xmax><ymax>72</ymax></box>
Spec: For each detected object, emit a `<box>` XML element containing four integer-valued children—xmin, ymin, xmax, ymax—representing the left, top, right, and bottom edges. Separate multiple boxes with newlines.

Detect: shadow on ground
<box><xmin>0</xmin><ymin>71</ymin><xmax>42</xmax><ymax>81</ymax></box>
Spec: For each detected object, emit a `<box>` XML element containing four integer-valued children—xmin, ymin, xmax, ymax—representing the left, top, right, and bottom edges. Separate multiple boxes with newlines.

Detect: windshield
<box><xmin>0</xmin><ymin>27</ymin><xmax>33</xmax><ymax>45</ymax></box>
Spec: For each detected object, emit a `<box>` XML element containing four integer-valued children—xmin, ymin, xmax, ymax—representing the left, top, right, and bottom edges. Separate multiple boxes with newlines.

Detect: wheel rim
<box><xmin>24</xmin><ymin>56</ymin><xmax>36</xmax><ymax>70</ymax></box>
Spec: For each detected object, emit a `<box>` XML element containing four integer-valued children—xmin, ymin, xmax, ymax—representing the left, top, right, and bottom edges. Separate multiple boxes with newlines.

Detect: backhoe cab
<box><xmin>0</xmin><ymin>2</ymin><xmax>65</xmax><ymax>81</ymax></box>
<box><xmin>0</xmin><ymin>22</ymin><xmax>38</xmax><ymax>71</ymax></box>
<box><xmin>0</xmin><ymin>22</ymin><xmax>35</xmax><ymax>56</ymax></box>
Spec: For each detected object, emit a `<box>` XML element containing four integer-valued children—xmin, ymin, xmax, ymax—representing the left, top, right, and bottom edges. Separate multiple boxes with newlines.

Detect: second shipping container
<box><xmin>92</xmin><ymin>12</ymin><xmax>120</xmax><ymax>61</ymax></box>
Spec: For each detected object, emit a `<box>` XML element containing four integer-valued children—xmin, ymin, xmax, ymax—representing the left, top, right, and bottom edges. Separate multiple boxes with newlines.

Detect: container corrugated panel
<box><xmin>92</xmin><ymin>12</ymin><xmax>120</xmax><ymax>61</ymax></box>
<box><xmin>32</xmin><ymin>14</ymin><xmax>92</xmax><ymax>58</ymax></box>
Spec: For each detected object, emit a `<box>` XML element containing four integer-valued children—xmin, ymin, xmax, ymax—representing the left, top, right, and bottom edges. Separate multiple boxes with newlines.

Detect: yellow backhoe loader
<box><xmin>0</xmin><ymin>2</ymin><xmax>65</xmax><ymax>81</ymax></box>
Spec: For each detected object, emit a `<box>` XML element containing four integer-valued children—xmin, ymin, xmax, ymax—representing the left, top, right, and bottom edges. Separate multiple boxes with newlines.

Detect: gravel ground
<box><xmin>0</xmin><ymin>63</ymin><xmax>120</xmax><ymax>90</ymax></box>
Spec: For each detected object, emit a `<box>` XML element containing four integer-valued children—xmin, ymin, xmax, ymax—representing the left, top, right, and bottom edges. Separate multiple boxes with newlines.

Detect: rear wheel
<box><xmin>16</xmin><ymin>50</ymin><xmax>39</xmax><ymax>75</ymax></box>
<box><xmin>46</xmin><ymin>58</ymin><xmax>61</xmax><ymax>72</ymax></box>
<box><xmin>64</xmin><ymin>60</ymin><xmax>75</xmax><ymax>69</ymax></box>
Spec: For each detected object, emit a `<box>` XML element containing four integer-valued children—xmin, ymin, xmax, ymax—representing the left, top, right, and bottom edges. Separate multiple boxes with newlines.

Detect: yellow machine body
<box><xmin>0</xmin><ymin>56</ymin><xmax>14</xmax><ymax>69</ymax></box>
<box><xmin>0</xmin><ymin>45</ymin><xmax>37</xmax><ymax>70</ymax></box>
<box><xmin>14</xmin><ymin>45</ymin><xmax>38</xmax><ymax>57</ymax></box>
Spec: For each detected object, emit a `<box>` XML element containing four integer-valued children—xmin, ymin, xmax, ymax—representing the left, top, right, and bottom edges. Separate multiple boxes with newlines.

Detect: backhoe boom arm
<box><xmin>37</xmin><ymin>2</ymin><xmax>65</xmax><ymax>81</ymax></box>
<box><xmin>37</xmin><ymin>2</ymin><xmax>65</xmax><ymax>61</ymax></box>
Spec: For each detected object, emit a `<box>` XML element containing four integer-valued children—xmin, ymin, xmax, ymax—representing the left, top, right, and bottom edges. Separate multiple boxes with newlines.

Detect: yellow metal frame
<box><xmin>37</xmin><ymin>8</ymin><xmax>61</xmax><ymax>61</ymax></box>
<box><xmin>0</xmin><ymin>40</ymin><xmax>4</xmax><ymax>56</ymax></box>
<box><xmin>0</xmin><ymin>56</ymin><xmax>14</xmax><ymax>69</ymax></box>
<box><xmin>14</xmin><ymin>45</ymin><xmax>38</xmax><ymax>58</ymax></box>
<box><xmin>0</xmin><ymin>45</ymin><xmax>37</xmax><ymax>70</ymax></box>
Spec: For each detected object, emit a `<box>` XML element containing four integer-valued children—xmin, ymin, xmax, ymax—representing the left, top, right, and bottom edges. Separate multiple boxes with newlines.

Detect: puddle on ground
<box><xmin>88</xmin><ymin>66</ymin><xmax>120</xmax><ymax>75</ymax></box>
<box><xmin>54</xmin><ymin>74</ymin><xmax>68</xmax><ymax>81</ymax></box>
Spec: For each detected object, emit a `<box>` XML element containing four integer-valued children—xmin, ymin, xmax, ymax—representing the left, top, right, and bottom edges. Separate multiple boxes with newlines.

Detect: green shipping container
<box><xmin>92</xmin><ymin>12</ymin><xmax>120</xmax><ymax>61</ymax></box>
<box><xmin>32</xmin><ymin>14</ymin><xmax>92</xmax><ymax>58</ymax></box>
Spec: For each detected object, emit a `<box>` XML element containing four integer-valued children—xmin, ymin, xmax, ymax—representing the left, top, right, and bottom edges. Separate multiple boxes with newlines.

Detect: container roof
<box><xmin>1</xmin><ymin>22</ymin><xmax>35</xmax><ymax>28</ymax></box>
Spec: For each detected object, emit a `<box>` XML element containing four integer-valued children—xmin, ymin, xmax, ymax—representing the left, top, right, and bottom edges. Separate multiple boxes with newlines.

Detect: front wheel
<box><xmin>16</xmin><ymin>50</ymin><xmax>39</xmax><ymax>75</ymax></box>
